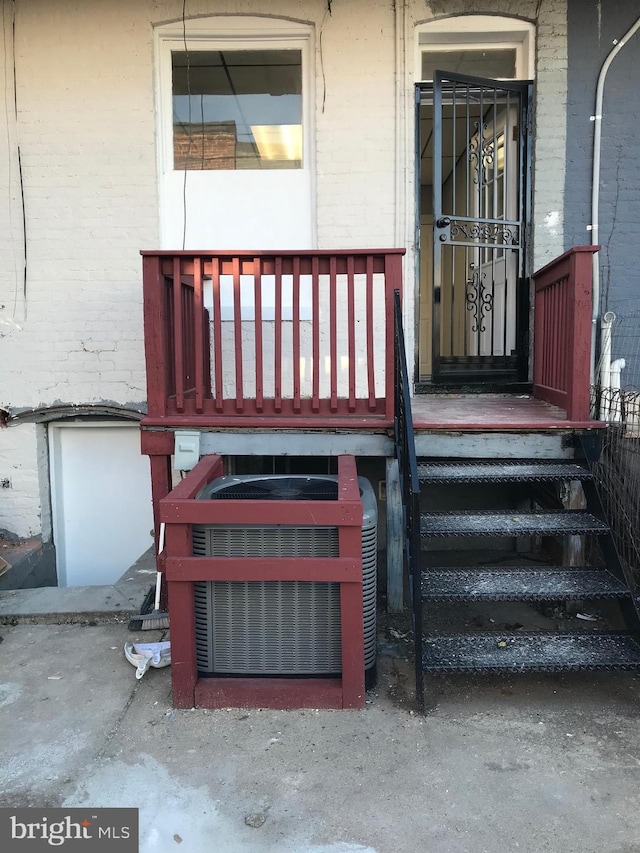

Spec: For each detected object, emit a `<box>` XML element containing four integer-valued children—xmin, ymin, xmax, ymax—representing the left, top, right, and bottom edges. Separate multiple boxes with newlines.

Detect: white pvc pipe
<box><xmin>590</xmin><ymin>15</ymin><xmax>640</xmax><ymax>384</ymax></box>
<box><xmin>599</xmin><ymin>310</ymin><xmax>616</xmax><ymax>389</ymax></box>
<box><xmin>609</xmin><ymin>358</ymin><xmax>626</xmax><ymax>422</ymax></box>
<box><xmin>610</xmin><ymin>358</ymin><xmax>626</xmax><ymax>389</ymax></box>
<box><xmin>599</xmin><ymin>310</ymin><xmax>616</xmax><ymax>420</ymax></box>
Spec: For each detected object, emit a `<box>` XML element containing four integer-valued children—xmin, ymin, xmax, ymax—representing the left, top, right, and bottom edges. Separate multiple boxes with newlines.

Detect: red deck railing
<box><xmin>532</xmin><ymin>245</ymin><xmax>599</xmax><ymax>422</ymax></box>
<box><xmin>141</xmin><ymin>249</ymin><xmax>404</xmax><ymax>429</ymax></box>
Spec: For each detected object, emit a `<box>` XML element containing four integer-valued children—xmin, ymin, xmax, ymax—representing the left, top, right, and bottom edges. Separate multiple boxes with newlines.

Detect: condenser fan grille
<box><xmin>208</xmin><ymin>477</ymin><xmax>339</xmax><ymax>502</ymax></box>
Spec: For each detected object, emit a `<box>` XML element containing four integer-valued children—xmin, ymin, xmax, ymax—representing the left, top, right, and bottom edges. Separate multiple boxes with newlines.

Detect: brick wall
<box><xmin>0</xmin><ymin>424</ymin><xmax>41</xmax><ymax>538</ymax></box>
<box><xmin>174</xmin><ymin>122</ymin><xmax>238</xmax><ymax>170</ymax></box>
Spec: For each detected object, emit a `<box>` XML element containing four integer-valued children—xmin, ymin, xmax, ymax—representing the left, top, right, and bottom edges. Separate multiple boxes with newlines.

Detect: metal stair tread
<box><xmin>422</xmin><ymin>632</ymin><xmax>640</xmax><ymax>673</ymax></box>
<box><xmin>420</xmin><ymin>510</ymin><xmax>609</xmax><ymax>537</ymax></box>
<box><xmin>421</xmin><ymin>566</ymin><xmax>630</xmax><ymax>601</ymax></box>
<box><xmin>416</xmin><ymin>460</ymin><xmax>592</xmax><ymax>483</ymax></box>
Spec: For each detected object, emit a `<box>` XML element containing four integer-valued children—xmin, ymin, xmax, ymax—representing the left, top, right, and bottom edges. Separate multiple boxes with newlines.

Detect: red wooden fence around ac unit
<box><xmin>142</xmin><ymin>249</ymin><xmax>404</xmax><ymax>429</ymax></box>
<box><xmin>532</xmin><ymin>245</ymin><xmax>599</xmax><ymax>422</ymax></box>
<box><xmin>160</xmin><ymin>453</ymin><xmax>365</xmax><ymax>710</ymax></box>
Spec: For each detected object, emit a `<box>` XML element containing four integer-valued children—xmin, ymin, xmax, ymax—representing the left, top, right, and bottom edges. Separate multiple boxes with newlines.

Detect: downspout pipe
<box><xmin>599</xmin><ymin>310</ymin><xmax>615</xmax><ymax>419</ymax></box>
<box><xmin>590</xmin><ymin>14</ymin><xmax>640</xmax><ymax>384</ymax></box>
<box><xmin>599</xmin><ymin>310</ymin><xmax>616</xmax><ymax>389</ymax></box>
<box><xmin>609</xmin><ymin>358</ymin><xmax>626</xmax><ymax>422</ymax></box>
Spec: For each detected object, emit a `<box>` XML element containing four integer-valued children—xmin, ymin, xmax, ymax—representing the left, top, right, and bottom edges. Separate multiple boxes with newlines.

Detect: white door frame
<box><xmin>412</xmin><ymin>16</ymin><xmax>535</xmax><ymax>381</ymax></box>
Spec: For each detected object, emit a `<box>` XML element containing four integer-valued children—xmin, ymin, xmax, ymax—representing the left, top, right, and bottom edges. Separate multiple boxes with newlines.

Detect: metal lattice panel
<box><xmin>420</xmin><ymin>510</ymin><xmax>610</xmax><ymax>537</ymax></box>
<box><xmin>417</xmin><ymin>461</ymin><xmax>592</xmax><ymax>484</ymax></box>
<box><xmin>422</xmin><ymin>632</ymin><xmax>640</xmax><ymax>673</ymax></box>
<box><xmin>421</xmin><ymin>567</ymin><xmax>630</xmax><ymax>602</ymax></box>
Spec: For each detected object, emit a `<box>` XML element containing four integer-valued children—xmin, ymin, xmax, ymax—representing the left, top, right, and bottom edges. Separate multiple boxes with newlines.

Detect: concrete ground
<box><xmin>2</xmin><ymin>597</ymin><xmax>640</xmax><ymax>853</ymax></box>
<box><xmin>0</xmin><ymin>548</ymin><xmax>155</xmax><ymax>623</ymax></box>
<box><xmin>1</xmin><ymin>549</ymin><xmax>640</xmax><ymax>853</ymax></box>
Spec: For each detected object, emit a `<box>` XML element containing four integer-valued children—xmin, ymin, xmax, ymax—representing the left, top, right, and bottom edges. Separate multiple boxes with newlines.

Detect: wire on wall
<box><xmin>12</xmin><ymin>0</ymin><xmax>26</xmax><ymax>316</ymax></box>
<box><xmin>319</xmin><ymin>0</ymin><xmax>333</xmax><ymax>114</ymax></box>
<box><xmin>1</xmin><ymin>0</ymin><xmax>26</xmax><ymax>325</ymax></box>
<box><xmin>2</xmin><ymin>1</ymin><xmax>15</xmax><ymax>319</ymax></box>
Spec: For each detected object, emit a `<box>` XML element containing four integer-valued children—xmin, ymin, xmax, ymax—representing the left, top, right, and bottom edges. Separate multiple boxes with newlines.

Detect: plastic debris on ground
<box><xmin>124</xmin><ymin>641</ymin><xmax>171</xmax><ymax>680</ymax></box>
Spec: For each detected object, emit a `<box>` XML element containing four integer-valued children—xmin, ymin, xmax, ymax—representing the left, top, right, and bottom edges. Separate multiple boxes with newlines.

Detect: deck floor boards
<box><xmin>411</xmin><ymin>394</ymin><xmax>601</xmax><ymax>431</ymax></box>
<box><xmin>141</xmin><ymin>394</ymin><xmax>603</xmax><ymax>436</ymax></box>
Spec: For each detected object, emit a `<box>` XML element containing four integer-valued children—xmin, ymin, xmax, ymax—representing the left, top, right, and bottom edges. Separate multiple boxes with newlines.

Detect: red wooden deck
<box><xmin>411</xmin><ymin>394</ymin><xmax>603</xmax><ymax>432</ymax></box>
<box><xmin>139</xmin><ymin>243</ymin><xmax>603</xmax><ymax>550</ymax></box>
<box><xmin>140</xmin><ymin>245</ymin><xmax>598</xmax><ymax>435</ymax></box>
<box><xmin>138</xmin><ymin>245</ymin><xmax>604</xmax><ymax>711</ymax></box>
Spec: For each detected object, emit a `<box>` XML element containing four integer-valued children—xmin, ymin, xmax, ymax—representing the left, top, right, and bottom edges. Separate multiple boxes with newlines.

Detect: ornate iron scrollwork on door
<box><xmin>468</xmin><ymin>121</ymin><xmax>495</xmax><ymax>184</ymax></box>
<box><xmin>465</xmin><ymin>269</ymin><xmax>494</xmax><ymax>333</ymax></box>
<box><xmin>449</xmin><ymin>220</ymin><xmax>520</xmax><ymax>246</ymax></box>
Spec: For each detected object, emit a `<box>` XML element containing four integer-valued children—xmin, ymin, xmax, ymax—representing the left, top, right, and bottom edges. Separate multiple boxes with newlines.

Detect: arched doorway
<box><xmin>416</xmin><ymin>17</ymin><xmax>534</xmax><ymax>388</ymax></box>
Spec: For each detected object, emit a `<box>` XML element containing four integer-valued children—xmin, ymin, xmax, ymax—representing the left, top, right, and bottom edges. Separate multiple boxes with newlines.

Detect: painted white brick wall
<box><xmin>313</xmin><ymin>3</ymin><xmax>396</xmax><ymax>248</ymax></box>
<box><xmin>0</xmin><ymin>0</ymin><xmax>398</xmax><ymax>410</ymax></box>
<box><xmin>0</xmin><ymin>424</ymin><xmax>41</xmax><ymax>538</ymax></box>
<box><xmin>0</xmin><ymin>0</ymin><xmax>158</xmax><ymax>412</ymax></box>
<box><xmin>0</xmin><ymin>0</ymin><xmax>567</xmax><ymax>538</ymax></box>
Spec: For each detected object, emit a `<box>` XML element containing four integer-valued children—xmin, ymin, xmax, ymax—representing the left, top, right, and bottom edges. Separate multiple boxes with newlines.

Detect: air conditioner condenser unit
<box><xmin>192</xmin><ymin>475</ymin><xmax>377</xmax><ymax>679</ymax></box>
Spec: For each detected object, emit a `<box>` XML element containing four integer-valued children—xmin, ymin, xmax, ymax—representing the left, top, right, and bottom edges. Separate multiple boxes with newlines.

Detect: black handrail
<box><xmin>393</xmin><ymin>290</ymin><xmax>424</xmax><ymax>710</ymax></box>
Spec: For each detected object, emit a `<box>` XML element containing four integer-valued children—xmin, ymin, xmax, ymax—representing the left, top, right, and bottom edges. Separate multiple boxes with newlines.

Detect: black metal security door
<box><xmin>427</xmin><ymin>72</ymin><xmax>531</xmax><ymax>385</ymax></box>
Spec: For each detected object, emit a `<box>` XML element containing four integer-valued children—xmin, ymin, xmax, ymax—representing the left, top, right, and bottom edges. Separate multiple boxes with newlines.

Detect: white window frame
<box><xmin>155</xmin><ymin>17</ymin><xmax>314</xmax><ymax>180</ymax></box>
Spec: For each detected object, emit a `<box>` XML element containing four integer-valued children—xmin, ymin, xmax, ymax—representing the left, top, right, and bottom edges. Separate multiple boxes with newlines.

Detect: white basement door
<box><xmin>50</xmin><ymin>424</ymin><xmax>154</xmax><ymax>587</ymax></box>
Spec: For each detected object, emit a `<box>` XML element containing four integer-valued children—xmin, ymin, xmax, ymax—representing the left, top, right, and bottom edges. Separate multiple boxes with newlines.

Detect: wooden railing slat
<box><xmin>274</xmin><ymin>257</ymin><xmax>282</xmax><ymax>412</ymax></box>
<box><xmin>212</xmin><ymin>257</ymin><xmax>224</xmax><ymax>412</ymax></box>
<box><xmin>193</xmin><ymin>257</ymin><xmax>204</xmax><ymax>413</ymax></box>
<box><xmin>173</xmin><ymin>257</ymin><xmax>185</xmax><ymax>412</ymax></box>
<box><xmin>347</xmin><ymin>255</ymin><xmax>356</xmax><ymax>412</ymax></box>
<box><xmin>384</xmin><ymin>253</ymin><xmax>403</xmax><ymax>421</ymax></box>
<box><xmin>254</xmin><ymin>257</ymin><xmax>264</xmax><ymax>412</ymax></box>
<box><xmin>312</xmin><ymin>255</ymin><xmax>320</xmax><ymax>412</ymax></box>
<box><xmin>329</xmin><ymin>255</ymin><xmax>338</xmax><ymax>413</ymax></box>
<box><xmin>232</xmin><ymin>256</ymin><xmax>244</xmax><ymax>412</ymax></box>
<box><xmin>365</xmin><ymin>255</ymin><xmax>376</xmax><ymax>410</ymax></box>
<box><xmin>293</xmin><ymin>256</ymin><xmax>301</xmax><ymax>413</ymax></box>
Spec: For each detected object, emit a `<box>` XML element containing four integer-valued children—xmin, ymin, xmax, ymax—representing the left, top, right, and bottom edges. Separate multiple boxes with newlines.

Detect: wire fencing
<box><xmin>597</xmin><ymin>309</ymin><xmax>640</xmax><ymax>392</ymax></box>
<box><xmin>590</xmin><ymin>383</ymin><xmax>640</xmax><ymax>590</ymax></box>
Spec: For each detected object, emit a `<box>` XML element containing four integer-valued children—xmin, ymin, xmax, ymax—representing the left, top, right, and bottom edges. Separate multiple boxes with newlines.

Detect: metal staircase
<box><xmin>419</xmin><ymin>458</ymin><xmax>640</xmax><ymax>676</ymax></box>
<box><xmin>393</xmin><ymin>293</ymin><xmax>640</xmax><ymax>709</ymax></box>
